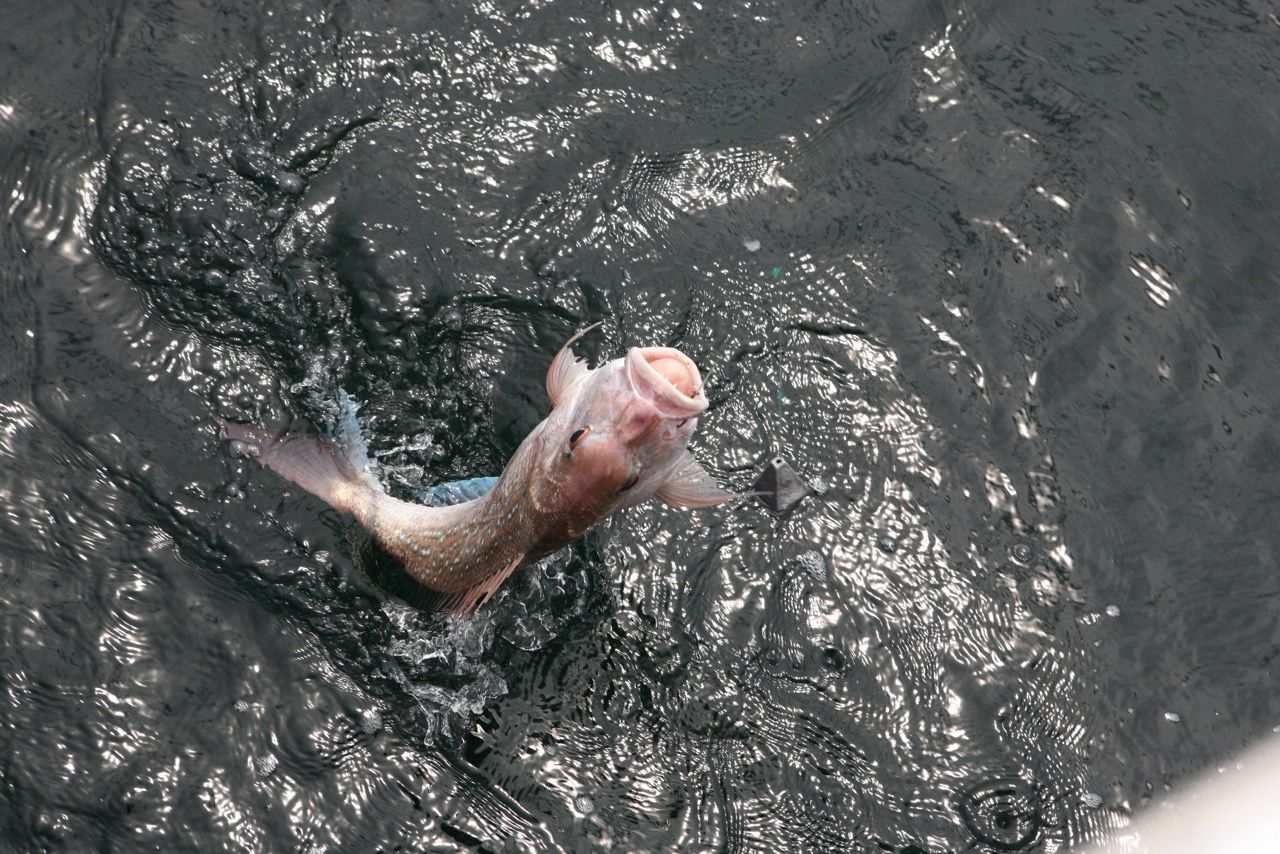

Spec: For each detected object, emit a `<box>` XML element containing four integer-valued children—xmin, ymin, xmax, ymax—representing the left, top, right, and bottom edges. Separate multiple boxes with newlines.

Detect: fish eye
<box><xmin>569</xmin><ymin>426</ymin><xmax>590</xmax><ymax>448</ymax></box>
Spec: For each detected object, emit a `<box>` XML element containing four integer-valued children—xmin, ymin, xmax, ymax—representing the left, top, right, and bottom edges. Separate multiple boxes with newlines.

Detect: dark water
<box><xmin>2</xmin><ymin>0</ymin><xmax>1278</xmax><ymax>850</ymax></box>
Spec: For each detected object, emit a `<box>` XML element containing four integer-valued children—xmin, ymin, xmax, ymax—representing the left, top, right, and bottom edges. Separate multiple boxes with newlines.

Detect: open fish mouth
<box><xmin>625</xmin><ymin>347</ymin><xmax>708</xmax><ymax>419</ymax></box>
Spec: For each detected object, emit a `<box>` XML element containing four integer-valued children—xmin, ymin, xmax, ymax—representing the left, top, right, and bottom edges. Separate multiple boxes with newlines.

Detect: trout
<box><xmin>221</xmin><ymin>326</ymin><xmax>735</xmax><ymax>614</ymax></box>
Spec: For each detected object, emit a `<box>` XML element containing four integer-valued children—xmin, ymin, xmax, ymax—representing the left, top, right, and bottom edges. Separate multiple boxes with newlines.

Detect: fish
<box><xmin>220</xmin><ymin>325</ymin><xmax>736</xmax><ymax>614</ymax></box>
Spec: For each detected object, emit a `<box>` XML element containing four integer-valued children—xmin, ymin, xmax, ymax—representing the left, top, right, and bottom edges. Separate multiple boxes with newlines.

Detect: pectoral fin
<box><xmin>656</xmin><ymin>451</ymin><xmax>736</xmax><ymax>509</ymax></box>
<box><xmin>546</xmin><ymin>322</ymin><xmax>603</xmax><ymax>407</ymax></box>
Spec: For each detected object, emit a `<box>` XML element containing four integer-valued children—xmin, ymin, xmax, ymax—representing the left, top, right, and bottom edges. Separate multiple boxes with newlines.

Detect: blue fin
<box><xmin>422</xmin><ymin>476</ymin><xmax>498</xmax><ymax>507</ymax></box>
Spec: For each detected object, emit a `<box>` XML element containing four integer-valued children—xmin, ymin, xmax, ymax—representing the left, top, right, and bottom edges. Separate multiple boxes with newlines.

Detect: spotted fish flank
<box><xmin>221</xmin><ymin>326</ymin><xmax>734</xmax><ymax>614</ymax></box>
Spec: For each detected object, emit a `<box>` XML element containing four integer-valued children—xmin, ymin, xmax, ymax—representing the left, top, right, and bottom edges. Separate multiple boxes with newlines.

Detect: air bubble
<box><xmin>275</xmin><ymin>171</ymin><xmax>304</xmax><ymax>194</ymax></box>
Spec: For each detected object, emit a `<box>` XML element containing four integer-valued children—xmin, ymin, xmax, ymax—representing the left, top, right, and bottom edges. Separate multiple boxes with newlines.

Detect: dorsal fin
<box><xmin>546</xmin><ymin>322</ymin><xmax>603</xmax><ymax>407</ymax></box>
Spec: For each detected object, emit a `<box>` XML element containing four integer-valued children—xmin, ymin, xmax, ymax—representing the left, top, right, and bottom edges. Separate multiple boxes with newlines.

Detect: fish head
<box><xmin>541</xmin><ymin>344</ymin><xmax>709</xmax><ymax>514</ymax></box>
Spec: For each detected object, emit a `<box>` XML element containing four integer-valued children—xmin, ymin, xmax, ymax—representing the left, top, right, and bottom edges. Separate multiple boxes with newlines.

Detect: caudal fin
<box><xmin>220</xmin><ymin>420</ymin><xmax>374</xmax><ymax>515</ymax></box>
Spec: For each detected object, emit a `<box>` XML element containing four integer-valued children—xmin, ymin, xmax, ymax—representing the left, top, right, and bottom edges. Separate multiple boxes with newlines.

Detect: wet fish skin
<box><xmin>221</xmin><ymin>327</ymin><xmax>734</xmax><ymax>614</ymax></box>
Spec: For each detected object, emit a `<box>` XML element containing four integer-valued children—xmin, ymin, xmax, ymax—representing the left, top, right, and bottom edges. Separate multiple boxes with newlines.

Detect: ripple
<box><xmin>958</xmin><ymin>775</ymin><xmax>1043</xmax><ymax>851</ymax></box>
<box><xmin>5</xmin><ymin>0</ymin><xmax>1256</xmax><ymax>850</ymax></box>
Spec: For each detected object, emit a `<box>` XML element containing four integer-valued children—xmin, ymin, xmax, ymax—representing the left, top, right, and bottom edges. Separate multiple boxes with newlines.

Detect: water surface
<box><xmin>1</xmin><ymin>0</ymin><xmax>1278</xmax><ymax>850</ymax></box>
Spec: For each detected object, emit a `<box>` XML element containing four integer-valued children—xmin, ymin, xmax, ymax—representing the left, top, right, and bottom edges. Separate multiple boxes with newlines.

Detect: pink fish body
<box><xmin>222</xmin><ymin>327</ymin><xmax>733</xmax><ymax>614</ymax></box>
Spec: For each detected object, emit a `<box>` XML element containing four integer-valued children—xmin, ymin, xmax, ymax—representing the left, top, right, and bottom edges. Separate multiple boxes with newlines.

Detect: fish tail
<box><xmin>219</xmin><ymin>420</ymin><xmax>377</xmax><ymax>515</ymax></box>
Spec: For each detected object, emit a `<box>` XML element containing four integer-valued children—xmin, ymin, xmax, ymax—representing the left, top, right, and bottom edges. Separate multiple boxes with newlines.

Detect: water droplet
<box><xmin>1010</xmin><ymin>543</ymin><xmax>1034</xmax><ymax>563</ymax></box>
<box><xmin>233</xmin><ymin>698</ymin><xmax>249</xmax><ymax>712</ymax></box>
<box><xmin>442</xmin><ymin>309</ymin><xmax>463</xmax><ymax>331</ymax></box>
<box><xmin>1081</xmin><ymin>792</ymin><xmax>1103</xmax><ymax>809</ymax></box>
<box><xmin>574</xmin><ymin>794</ymin><xmax>595</xmax><ymax>815</ymax></box>
<box><xmin>877</xmin><ymin>536</ymin><xmax>897</xmax><ymax>553</ymax></box>
<box><xmin>359</xmin><ymin>709</ymin><xmax>382</xmax><ymax>734</ymax></box>
<box><xmin>743</xmin><ymin>237</ymin><xmax>761</xmax><ymax>252</ymax></box>
<box><xmin>255</xmin><ymin>754</ymin><xmax>278</xmax><ymax>778</ymax></box>
<box><xmin>1164</xmin><ymin>711</ymin><xmax>1181</xmax><ymax>722</ymax></box>
<box><xmin>1105</xmin><ymin>605</ymin><xmax>1120</xmax><ymax>618</ymax></box>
